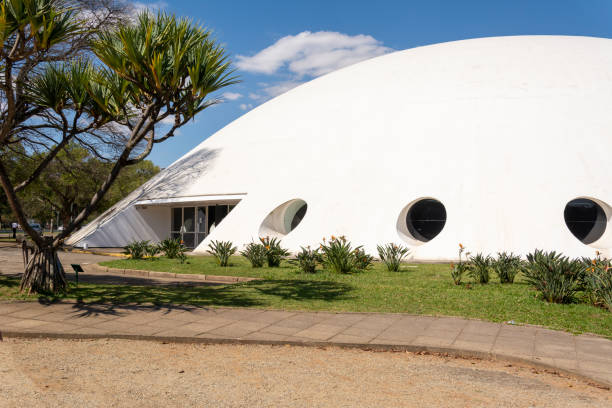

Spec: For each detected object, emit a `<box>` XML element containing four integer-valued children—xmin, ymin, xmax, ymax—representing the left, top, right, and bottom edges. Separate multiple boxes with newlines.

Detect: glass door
<box><xmin>197</xmin><ymin>207</ymin><xmax>206</xmax><ymax>246</ymax></box>
<box><xmin>170</xmin><ymin>204</ymin><xmax>236</xmax><ymax>248</ymax></box>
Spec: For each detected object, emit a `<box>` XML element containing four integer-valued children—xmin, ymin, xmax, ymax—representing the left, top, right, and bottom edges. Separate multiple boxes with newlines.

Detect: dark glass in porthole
<box><xmin>406</xmin><ymin>199</ymin><xmax>447</xmax><ymax>242</ymax></box>
<box><xmin>172</xmin><ymin>208</ymin><xmax>182</xmax><ymax>231</ymax></box>
<box><xmin>290</xmin><ymin>203</ymin><xmax>308</xmax><ymax>230</ymax></box>
<box><xmin>564</xmin><ymin>198</ymin><xmax>606</xmax><ymax>244</ymax></box>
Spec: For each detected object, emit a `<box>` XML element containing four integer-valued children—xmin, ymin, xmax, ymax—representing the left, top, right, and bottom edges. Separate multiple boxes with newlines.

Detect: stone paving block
<box><xmin>375</xmin><ymin>326</ymin><xmax>422</xmax><ymax>342</ymax></box>
<box><xmin>268</xmin><ymin>315</ymin><xmax>323</xmax><ymax>330</ymax></box>
<box><xmin>412</xmin><ymin>335</ymin><xmax>455</xmax><ymax>348</ymax></box>
<box><xmin>462</xmin><ymin>320</ymin><xmax>501</xmax><ymax>336</ymax></box>
<box><xmin>319</xmin><ymin>313</ymin><xmax>367</xmax><ymax>327</ymax></box>
<box><xmin>350</xmin><ymin>315</ymin><xmax>402</xmax><ymax>330</ymax></box>
<box><xmin>154</xmin><ymin>327</ymin><xmax>203</xmax><ymax>338</ymax></box>
<box><xmin>339</xmin><ymin>326</ymin><xmax>385</xmax><ymax>339</ymax></box>
<box><xmin>293</xmin><ymin>323</ymin><xmax>346</xmax><ymax>341</ymax></box>
<box><xmin>428</xmin><ymin>317</ymin><xmax>469</xmax><ymax>331</ymax></box>
<box><xmin>6</xmin><ymin>308</ymin><xmax>54</xmax><ymax>319</ymax></box>
<box><xmin>259</xmin><ymin>325</ymin><xmax>304</xmax><ymax>337</ymax></box>
<box><xmin>0</xmin><ymin>303</ymin><xmax>31</xmax><ymax>315</ymax></box>
<box><xmin>216</xmin><ymin>308</ymin><xmax>266</xmax><ymax>321</ymax></box>
<box><xmin>179</xmin><ymin>319</ymin><xmax>234</xmax><ymax>334</ymax></box>
<box><xmin>32</xmin><ymin>312</ymin><xmax>77</xmax><ymax>323</ymax></box>
<box><xmin>534</xmin><ymin>342</ymin><xmax>576</xmax><ymax>359</ymax></box>
<box><xmin>0</xmin><ymin>314</ymin><xmax>21</xmax><ymax>326</ymax></box>
<box><xmin>143</xmin><ymin>317</ymin><xmax>189</xmax><ymax>330</ymax></box>
<box><xmin>31</xmin><ymin>322</ymin><xmax>81</xmax><ymax>333</ymax></box>
<box><xmin>577</xmin><ymin>359</ymin><xmax>612</xmax><ymax>374</ymax></box>
<box><xmin>113</xmin><ymin>312</ymin><xmax>167</xmax><ymax>325</ymax></box>
<box><xmin>208</xmin><ymin>321</ymin><xmax>270</xmax><ymax>338</ymax></box>
<box><xmin>89</xmin><ymin>320</ymin><xmax>138</xmax><ymax>333</ymax></box>
<box><xmin>451</xmin><ymin>339</ymin><xmax>493</xmax><ymax>353</ymax></box>
<box><xmin>243</xmin><ymin>310</ymin><xmax>296</xmax><ymax>324</ymax></box>
<box><xmin>5</xmin><ymin>318</ymin><xmax>50</xmax><ymax>329</ymax></box>
<box><xmin>328</xmin><ymin>333</ymin><xmax>374</xmax><ymax>344</ymax></box>
<box><xmin>499</xmin><ymin>325</ymin><xmax>537</xmax><ymax>338</ymax></box>
<box><xmin>240</xmin><ymin>331</ymin><xmax>288</xmax><ymax>342</ymax></box>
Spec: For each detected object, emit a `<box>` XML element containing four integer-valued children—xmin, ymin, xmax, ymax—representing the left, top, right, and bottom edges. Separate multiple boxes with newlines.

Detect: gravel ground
<box><xmin>0</xmin><ymin>338</ymin><xmax>609</xmax><ymax>407</ymax></box>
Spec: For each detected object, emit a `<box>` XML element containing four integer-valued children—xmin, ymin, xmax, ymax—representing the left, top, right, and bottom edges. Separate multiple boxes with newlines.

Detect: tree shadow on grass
<box><xmin>31</xmin><ymin>279</ymin><xmax>354</xmax><ymax>317</ymax></box>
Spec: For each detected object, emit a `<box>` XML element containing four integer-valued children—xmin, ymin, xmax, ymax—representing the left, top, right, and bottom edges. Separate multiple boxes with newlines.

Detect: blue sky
<box><xmin>134</xmin><ymin>0</ymin><xmax>612</xmax><ymax>167</ymax></box>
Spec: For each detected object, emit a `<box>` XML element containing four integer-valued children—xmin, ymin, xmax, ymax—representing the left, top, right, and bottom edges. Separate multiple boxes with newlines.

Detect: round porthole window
<box><xmin>397</xmin><ymin>197</ymin><xmax>447</xmax><ymax>244</ymax></box>
<box><xmin>259</xmin><ymin>199</ymin><xmax>308</xmax><ymax>237</ymax></box>
<box><xmin>564</xmin><ymin>198</ymin><xmax>607</xmax><ymax>245</ymax></box>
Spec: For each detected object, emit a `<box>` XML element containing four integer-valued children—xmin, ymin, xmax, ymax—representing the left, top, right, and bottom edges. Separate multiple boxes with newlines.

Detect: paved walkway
<box><xmin>0</xmin><ymin>301</ymin><xmax>611</xmax><ymax>388</ymax></box>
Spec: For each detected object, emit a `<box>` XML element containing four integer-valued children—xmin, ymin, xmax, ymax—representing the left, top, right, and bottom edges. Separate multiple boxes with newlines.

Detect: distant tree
<box><xmin>0</xmin><ymin>1</ymin><xmax>237</xmax><ymax>293</ymax></box>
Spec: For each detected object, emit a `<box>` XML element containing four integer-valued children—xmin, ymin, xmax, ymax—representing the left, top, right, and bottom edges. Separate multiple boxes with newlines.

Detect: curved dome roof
<box><xmin>69</xmin><ymin>35</ymin><xmax>612</xmax><ymax>260</ymax></box>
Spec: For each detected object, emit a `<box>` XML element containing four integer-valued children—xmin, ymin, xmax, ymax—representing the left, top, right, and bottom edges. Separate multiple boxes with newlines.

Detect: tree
<box><xmin>0</xmin><ymin>1</ymin><xmax>237</xmax><ymax>293</ymax></box>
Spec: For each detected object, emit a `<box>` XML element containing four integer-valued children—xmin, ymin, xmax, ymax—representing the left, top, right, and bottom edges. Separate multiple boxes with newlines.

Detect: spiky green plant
<box><xmin>159</xmin><ymin>238</ymin><xmax>185</xmax><ymax>259</ymax></box>
<box><xmin>468</xmin><ymin>253</ymin><xmax>492</xmax><ymax>284</ymax></box>
<box><xmin>524</xmin><ymin>250</ymin><xmax>582</xmax><ymax>304</ymax></box>
<box><xmin>207</xmin><ymin>240</ymin><xmax>236</xmax><ymax>267</ymax></box>
<box><xmin>143</xmin><ymin>242</ymin><xmax>161</xmax><ymax>258</ymax></box>
<box><xmin>291</xmin><ymin>246</ymin><xmax>322</xmax><ymax>273</ymax></box>
<box><xmin>354</xmin><ymin>247</ymin><xmax>374</xmax><ymax>270</ymax></box>
<box><xmin>320</xmin><ymin>236</ymin><xmax>362</xmax><ymax>274</ymax></box>
<box><xmin>377</xmin><ymin>243</ymin><xmax>410</xmax><ymax>272</ymax></box>
<box><xmin>450</xmin><ymin>244</ymin><xmax>470</xmax><ymax>285</ymax></box>
<box><xmin>124</xmin><ymin>240</ymin><xmax>149</xmax><ymax>259</ymax></box>
<box><xmin>259</xmin><ymin>236</ymin><xmax>289</xmax><ymax>267</ymax></box>
<box><xmin>582</xmin><ymin>256</ymin><xmax>612</xmax><ymax>311</ymax></box>
<box><xmin>240</xmin><ymin>242</ymin><xmax>267</xmax><ymax>268</ymax></box>
<box><xmin>491</xmin><ymin>252</ymin><xmax>522</xmax><ymax>284</ymax></box>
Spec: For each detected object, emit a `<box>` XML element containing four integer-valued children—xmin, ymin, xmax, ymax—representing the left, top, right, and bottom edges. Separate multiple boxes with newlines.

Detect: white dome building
<box><xmin>67</xmin><ymin>35</ymin><xmax>612</xmax><ymax>261</ymax></box>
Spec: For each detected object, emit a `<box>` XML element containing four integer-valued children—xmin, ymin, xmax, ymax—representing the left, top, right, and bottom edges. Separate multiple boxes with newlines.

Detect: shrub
<box><xmin>320</xmin><ymin>235</ymin><xmax>360</xmax><ymax>274</ymax></box>
<box><xmin>523</xmin><ymin>250</ymin><xmax>582</xmax><ymax>304</ymax></box>
<box><xmin>468</xmin><ymin>253</ymin><xmax>492</xmax><ymax>284</ymax></box>
<box><xmin>491</xmin><ymin>252</ymin><xmax>522</xmax><ymax>283</ymax></box>
<box><xmin>207</xmin><ymin>240</ymin><xmax>237</xmax><ymax>267</ymax></box>
<box><xmin>144</xmin><ymin>242</ymin><xmax>161</xmax><ymax>258</ymax></box>
<box><xmin>159</xmin><ymin>238</ymin><xmax>185</xmax><ymax>259</ymax></box>
<box><xmin>124</xmin><ymin>240</ymin><xmax>150</xmax><ymax>259</ymax></box>
<box><xmin>240</xmin><ymin>242</ymin><xmax>267</xmax><ymax>268</ymax></box>
<box><xmin>450</xmin><ymin>243</ymin><xmax>470</xmax><ymax>285</ymax></box>
<box><xmin>582</xmin><ymin>256</ymin><xmax>612</xmax><ymax>311</ymax></box>
<box><xmin>260</xmin><ymin>236</ymin><xmax>289</xmax><ymax>267</ymax></box>
<box><xmin>291</xmin><ymin>246</ymin><xmax>322</xmax><ymax>273</ymax></box>
<box><xmin>377</xmin><ymin>243</ymin><xmax>410</xmax><ymax>272</ymax></box>
<box><xmin>354</xmin><ymin>247</ymin><xmax>374</xmax><ymax>270</ymax></box>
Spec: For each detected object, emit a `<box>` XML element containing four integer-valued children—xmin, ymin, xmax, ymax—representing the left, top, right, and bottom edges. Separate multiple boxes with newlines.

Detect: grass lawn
<box><xmin>1</xmin><ymin>255</ymin><xmax>611</xmax><ymax>338</ymax></box>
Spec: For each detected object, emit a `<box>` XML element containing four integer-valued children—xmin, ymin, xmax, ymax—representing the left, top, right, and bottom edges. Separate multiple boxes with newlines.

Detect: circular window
<box><xmin>405</xmin><ymin>198</ymin><xmax>447</xmax><ymax>242</ymax></box>
<box><xmin>259</xmin><ymin>199</ymin><xmax>308</xmax><ymax>237</ymax></box>
<box><xmin>564</xmin><ymin>198</ymin><xmax>607</xmax><ymax>244</ymax></box>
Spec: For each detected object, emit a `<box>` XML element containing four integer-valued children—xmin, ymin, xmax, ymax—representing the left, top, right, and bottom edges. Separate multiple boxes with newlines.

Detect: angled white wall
<box><xmin>68</xmin><ymin>36</ymin><xmax>612</xmax><ymax>260</ymax></box>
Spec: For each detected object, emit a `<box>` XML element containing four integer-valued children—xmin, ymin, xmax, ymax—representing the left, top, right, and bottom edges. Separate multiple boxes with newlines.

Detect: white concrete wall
<box><xmin>69</xmin><ymin>36</ymin><xmax>612</xmax><ymax>260</ymax></box>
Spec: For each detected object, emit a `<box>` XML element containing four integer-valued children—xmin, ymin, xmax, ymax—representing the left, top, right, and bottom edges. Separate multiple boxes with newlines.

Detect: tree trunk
<box><xmin>20</xmin><ymin>239</ymin><xmax>67</xmax><ymax>294</ymax></box>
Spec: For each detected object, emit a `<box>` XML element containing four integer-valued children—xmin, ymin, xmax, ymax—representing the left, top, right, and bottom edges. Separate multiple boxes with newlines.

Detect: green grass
<box><xmin>1</xmin><ymin>256</ymin><xmax>611</xmax><ymax>338</ymax></box>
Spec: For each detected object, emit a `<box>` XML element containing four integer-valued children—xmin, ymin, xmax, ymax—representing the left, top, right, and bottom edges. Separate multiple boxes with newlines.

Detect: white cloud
<box><xmin>239</xmin><ymin>103</ymin><xmax>253</xmax><ymax>111</ymax></box>
<box><xmin>261</xmin><ymin>81</ymin><xmax>303</xmax><ymax>98</ymax></box>
<box><xmin>131</xmin><ymin>1</ymin><xmax>168</xmax><ymax>13</ymax></box>
<box><xmin>236</xmin><ymin>31</ymin><xmax>392</xmax><ymax>78</ymax></box>
<box><xmin>222</xmin><ymin>92</ymin><xmax>243</xmax><ymax>101</ymax></box>
<box><xmin>248</xmin><ymin>93</ymin><xmax>262</xmax><ymax>100</ymax></box>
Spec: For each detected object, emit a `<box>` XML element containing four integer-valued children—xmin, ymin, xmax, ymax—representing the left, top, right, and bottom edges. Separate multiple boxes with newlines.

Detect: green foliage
<box><xmin>207</xmin><ymin>240</ymin><xmax>236</xmax><ymax>267</ymax></box>
<box><xmin>259</xmin><ymin>236</ymin><xmax>290</xmax><ymax>267</ymax></box>
<box><xmin>159</xmin><ymin>238</ymin><xmax>186</xmax><ymax>259</ymax></box>
<box><xmin>524</xmin><ymin>250</ymin><xmax>582</xmax><ymax>304</ymax></box>
<box><xmin>319</xmin><ymin>236</ymin><xmax>366</xmax><ymax>274</ymax></box>
<box><xmin>377</xmin><ymin>243</ymin><xmax>410</xmax><ymax>272</ymax></box>
<box><xmin>291</xmin><ymin>246</ymin><xmax>322</xmax><ymax>273</ymax></box>
<box><xmin>124</xmin><ymin>240</ymin><xmax>150</xmax><ymax>260</ymax></box>
<box><xmin>450</xmin><ymin>244</ymin><xmax>470</xmax><ymax>285</ymax></box>
<box><xmin>491</xmin><ymin>252</ymin><xmax>522</xmax><ymax>284</ymax></box>
<box><xmin>468</xmin><ymin>253</ymin><xmax>492</xmax><ymax>284</ymax></box>
<box><xmin>353</xmin><ymin>247</ymin><xmax>374</xmax><ymax>270</ymax></box>
<box><xmin>582</xmin><ymin>256</ymin><xmax>612</xmax><ymax>311</ymax></box>
<box><xmin>143</xmin><ymin>242</ymin><xmax>161</xmax><ymax>258</ymax></box>
<box><xmin>240</xmin><ymin>242</ymin><xmax>267</xmax><ymax>268</ymax></box>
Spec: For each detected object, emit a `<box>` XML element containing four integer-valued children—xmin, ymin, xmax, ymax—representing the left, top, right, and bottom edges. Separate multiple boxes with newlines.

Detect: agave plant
<box><xmin>320</xmin><ymin>236</ymin><xmax>362</xmax><ymax>274</ymax></box>
<box><xmin>259</xmin><ymin>236</ymin><xmax>290</xmax><ymax>267</ymax></box>
<box><xmin>582</xmin><ymin>255</ymin><xmax>612</xmax><ymax>311</ymax></box>
<box><xmin>354</xmin><ymin>247</ymin><xmax>374</xmax><ymax>270</ymax></box>
<box><xmin>291</xmin><ymin>246</ymin><xmax>322</xmax><ymax>273</ymax></box>
<box><xmin>377</xmin><ymin>243</ymin><xmax>411</xmax><ymax>272</ymax></box>
<box><xmin>524</xmin><ymin>250</ymin><xmax>582</xmax><ymax>304</ymax></box>
<box><xmin>491</xmin><ymin>252</ymin><xmax>522</xmax><ymax>284</ymax></box>
<box><xmin>468</xmin><ymin>253</ymin><xmax>492</xmax><ymax>284</ymax></box>
<box><xmin>240</xmin><ymin>242</ymin><xmax>267</xmax><ymax>268</ymax></box>
<box><xmin>124</xmin><ymin>240</ymin><xmax>150</xmax><ymax>259</ymax></box>
<box><xmin>207</xmin><ymin>240</ymin><xmax>237</xmax><ymax>267</ymax></box>
<box><xmin>159</xmin><ymin>238</ymin><xmax>186</xmax><ymax>259</ymax></box>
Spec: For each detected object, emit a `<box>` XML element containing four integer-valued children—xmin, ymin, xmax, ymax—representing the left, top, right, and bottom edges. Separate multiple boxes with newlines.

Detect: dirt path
<box><xmin>0</xmin><ymin>338</ymin><xmax>609</xmax><ymax>407</ymax></box>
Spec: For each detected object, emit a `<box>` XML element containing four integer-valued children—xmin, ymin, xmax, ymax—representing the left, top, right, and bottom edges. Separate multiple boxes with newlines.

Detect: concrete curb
<box><xmin>82</xmin><ymin>263</ymin><xmax>260</xmax><ymax>284</ymax></box>
<box><xmin>1</xmin><ymin>330</ymin><xmax>609</xmax><ymax>390</ymax></box>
